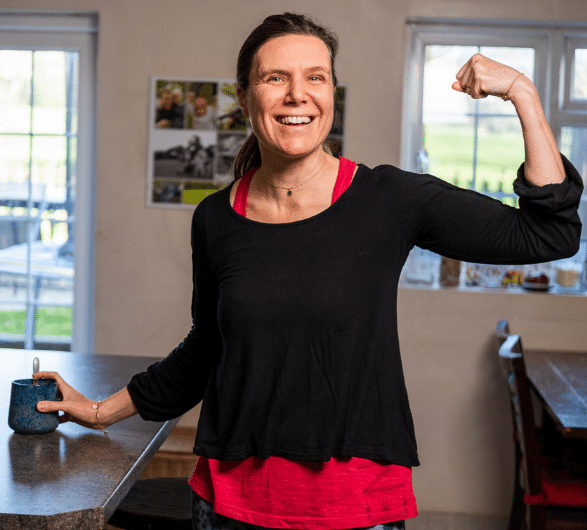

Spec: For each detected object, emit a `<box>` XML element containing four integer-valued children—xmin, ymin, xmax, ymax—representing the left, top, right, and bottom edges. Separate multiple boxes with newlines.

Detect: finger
<box><xmin>34</xmin><ymin>371</ymin><xmax>81</xmax><ymax>396</ymax></box>
<box><xmin>37</xmin><ymin>399</ymin><xmax>94</xmax><ymax>427</ymax></box>
<box><xmin>33</xmin><ymin>371</ymin><xmax>65</xmax><ymax>384</ymax></box>
<box><xmin>37</xmin><ymin>400</ymin><xmax>64</xmax><ymax>413</ymax></box>
<box><xmin>451</xmin><ymin>80</ymin><xmax>465</xmax><ymax>93</ymax></box>
<box><xmin>455</xmin><ymin>59</ymin><xmax>471</xmax><ymax>81</ymax></box>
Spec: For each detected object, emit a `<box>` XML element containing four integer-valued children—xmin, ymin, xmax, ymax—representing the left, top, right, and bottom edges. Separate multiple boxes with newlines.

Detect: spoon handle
<box><xmin>33</xmin><ymin>357</ymin><xmax>39</xmax><ymax>385</ymax></box>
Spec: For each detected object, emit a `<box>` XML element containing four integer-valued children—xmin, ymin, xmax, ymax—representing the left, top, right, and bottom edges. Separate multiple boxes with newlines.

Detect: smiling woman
<box><xmin>231</xmin><ymin>33</ymin><xmax>342</xmax><ymax>223</ymax></box>
<box><xmin>35</xmin><ymin>12</ymin><xmax>584</xmax><ymax>530</ymax></box>
<box><xmin>238</xmin><ymin>35</ymin><xmax>335</xmax><ymax>162</ymax></box>
<box><xmin>233</xmin><ymin>13</ymin><xmax>339</xmax><ymax>180</ymax></box>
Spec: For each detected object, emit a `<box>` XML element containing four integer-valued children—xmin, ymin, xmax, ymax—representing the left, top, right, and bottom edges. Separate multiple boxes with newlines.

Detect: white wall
<box><xmin>3</xmin><ymin>0</ymin><xmax>586</xmax><ymax>516</ymax></box>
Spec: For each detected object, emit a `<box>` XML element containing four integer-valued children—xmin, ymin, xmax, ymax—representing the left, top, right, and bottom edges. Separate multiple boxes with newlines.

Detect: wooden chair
<box><xmin>498</xmin><ymin>332</ymin><xmax>587</xmax><ymax>530</ymax></box>
<box><xmin>496</xmin><ymin>318</ymin><xmax>511</xmax><ymax>346</ymax></box>
<box><xmin>107</xmin><ymin>477</ymin><xmax>193</xmax><ymax>530</ymax></box>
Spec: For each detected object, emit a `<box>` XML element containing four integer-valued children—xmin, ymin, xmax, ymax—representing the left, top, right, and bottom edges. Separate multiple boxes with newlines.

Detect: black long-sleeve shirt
<box><xmin>128</xmin><ymin>155</ymin><xmax>582</xmax><ymax>466</ymax></box>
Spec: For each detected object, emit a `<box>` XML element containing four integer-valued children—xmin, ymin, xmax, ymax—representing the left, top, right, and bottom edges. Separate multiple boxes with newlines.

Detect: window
<box><xmin>0</xmin><ymin>13</ymin><xmax>97</xmax><ymax>351</ymax></box>
<box><xmin>400</xmin><ymin>20</ymin><xmax>587</xmax><ymax>292</ymax></box>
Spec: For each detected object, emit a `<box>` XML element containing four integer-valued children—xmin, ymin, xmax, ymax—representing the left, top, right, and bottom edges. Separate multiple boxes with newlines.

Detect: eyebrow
<box><xmin>258</xmin><ymin>66</ymin><xmax>331</xmax><ymax>78</ymax></box>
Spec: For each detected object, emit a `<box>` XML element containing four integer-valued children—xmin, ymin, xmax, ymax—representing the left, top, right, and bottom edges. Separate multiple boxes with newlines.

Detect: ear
<box><xmin>236</xmin><ymin>85</ymin><xmax>249</xmax><ymax>118</ymax></box>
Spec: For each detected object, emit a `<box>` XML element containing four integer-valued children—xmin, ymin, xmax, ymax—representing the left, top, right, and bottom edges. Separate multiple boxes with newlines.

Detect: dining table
<box><xmin>525</xmin><ymin>349</ymin><xmax>587</xmax><ymax>438</ymax></box>
<box><xmin>0</xmin><ymin>348</ymin><xmax>181</xmax><ymax>530</ymax></box>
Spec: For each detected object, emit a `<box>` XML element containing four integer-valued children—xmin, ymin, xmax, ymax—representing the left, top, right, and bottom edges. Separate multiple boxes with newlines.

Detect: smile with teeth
<box><xmin>276</xmin><ymin>116</ymin><xmax>314</xmax><ymax>125</ymax></box>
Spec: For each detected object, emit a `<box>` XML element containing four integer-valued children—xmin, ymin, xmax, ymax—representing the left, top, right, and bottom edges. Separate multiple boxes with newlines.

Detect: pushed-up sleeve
<box><xmin>385</xmin><ymin>154</ymin><xmax>583</xmax><ymax>265</ymax></box>
<box><xmin>127</xmin><ymin>200</ymin><xmax>222</xmax><ymax>421</ymax></box>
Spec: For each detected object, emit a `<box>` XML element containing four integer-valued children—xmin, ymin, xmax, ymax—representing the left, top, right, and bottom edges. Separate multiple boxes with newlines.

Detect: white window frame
<box><xmin>399</xmin><ymin>19</ymin><xmax>587</xmax><ymax>292</ymax></box>
<box><xmin>563</xmin><ymin>35</ymin><xmax>587</xmax><ymax>111</ymax></box>
<box><xmin>400</xmin><ymin>18</ymin><xmax>587</xmax><ymax>187</ymax></box>
<box><xmin>0</xmin><ymin>11</ymin><xmax>97</xmax><ymax>352</ymax></box>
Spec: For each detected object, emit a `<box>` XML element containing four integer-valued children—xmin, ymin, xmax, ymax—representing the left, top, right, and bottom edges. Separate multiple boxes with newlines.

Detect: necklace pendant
<box><xmin>287</xmin><ymin>189</ymin><xmax>293</xmax><ymax>196</ymax></box>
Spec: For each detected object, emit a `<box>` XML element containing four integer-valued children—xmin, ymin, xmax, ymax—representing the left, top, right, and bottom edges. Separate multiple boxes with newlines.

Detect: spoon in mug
<box><xmin>33</xmin><ymin>357</ymin><xmax>39</xmax><ymax>386</ymax></box>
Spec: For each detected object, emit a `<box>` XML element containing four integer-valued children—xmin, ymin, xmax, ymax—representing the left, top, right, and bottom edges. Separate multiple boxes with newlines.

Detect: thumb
<box><xmin>452</xmin><ymin>81</ymin><xmax>465</xmax><ymax>92</ymax></box>
<box><xmin>37</xmin><ymin>400</ymin><xmax>61</xmax><ymax>413</ymax></box>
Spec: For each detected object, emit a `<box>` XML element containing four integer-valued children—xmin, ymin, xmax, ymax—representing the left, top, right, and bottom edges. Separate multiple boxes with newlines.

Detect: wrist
<box><xmin>92</xmin><ymin>401</ymin><xmax>109</xmax><ymax>434</ymax></box>
<box><xmin>508</xmin><ymin>74</ymin><xmax>539</xmax><ymax>106</ymax></box>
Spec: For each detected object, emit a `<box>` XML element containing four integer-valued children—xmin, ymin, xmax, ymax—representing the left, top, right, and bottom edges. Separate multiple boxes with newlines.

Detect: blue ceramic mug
<box><xmin>8</xmin><ymin>379</ymin><xmax>59</xmax><ymax>435</ymax></box>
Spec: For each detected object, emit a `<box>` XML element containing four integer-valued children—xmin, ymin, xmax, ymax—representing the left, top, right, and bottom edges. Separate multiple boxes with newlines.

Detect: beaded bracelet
<box><xmin>92</xmin><ymin>401</ymin><xmax>109</xmax><ymax>435</ymax></box>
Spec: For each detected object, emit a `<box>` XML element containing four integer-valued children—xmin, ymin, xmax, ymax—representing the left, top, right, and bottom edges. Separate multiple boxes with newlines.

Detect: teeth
<box><xmin>277</xmin><ymin>116</ymin><xmax>312</xmax><ymax>124</ymax></box>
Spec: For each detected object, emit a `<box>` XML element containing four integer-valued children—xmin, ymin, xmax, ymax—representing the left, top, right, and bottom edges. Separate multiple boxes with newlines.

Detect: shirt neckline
<box><xmin>226</xmin><ymin>159</ymin><xmax>360</xmax><ymax>228</ymax></box>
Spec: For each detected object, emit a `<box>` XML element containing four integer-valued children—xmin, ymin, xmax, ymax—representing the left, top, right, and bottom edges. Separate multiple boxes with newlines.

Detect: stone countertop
<box><xmin>0</xmin><ymin>349</ymin><xmax>180</xmax><ymax>530</ymax></box>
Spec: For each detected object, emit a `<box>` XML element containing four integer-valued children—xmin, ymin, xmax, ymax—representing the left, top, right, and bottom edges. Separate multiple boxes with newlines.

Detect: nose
<box><xmin>284</xmin><ymin>77</ymin><xmax>308</xmax><ymax>105</ymax></box>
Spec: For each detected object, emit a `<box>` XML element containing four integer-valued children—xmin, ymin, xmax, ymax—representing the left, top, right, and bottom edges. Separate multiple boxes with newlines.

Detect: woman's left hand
<box><xmin>452</xmin><ymin>53</ymin><xmax>524</xmax><ymax>100</ymax></box>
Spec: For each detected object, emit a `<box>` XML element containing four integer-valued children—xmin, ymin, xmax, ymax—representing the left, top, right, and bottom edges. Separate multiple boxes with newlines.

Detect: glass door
<box><xmin>0</xmin><ymin>49</ymin><xmax>77</xmax><ymax>350</ymax></box>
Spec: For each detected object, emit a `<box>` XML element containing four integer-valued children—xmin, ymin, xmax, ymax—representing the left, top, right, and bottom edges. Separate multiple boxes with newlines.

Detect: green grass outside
<box><xmin>424</xmin><ymin>123</ymin><xmax>525</xmax><ymax>194</ymax></box>
<box><xmin>0</xmin><ymin>307</ymin><xmax>72</xmax><ymax>337</ymax></box>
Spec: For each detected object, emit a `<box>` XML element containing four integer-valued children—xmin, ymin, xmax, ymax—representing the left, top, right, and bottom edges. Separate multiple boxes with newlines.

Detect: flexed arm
<box><xmin>452</xmin><ymin>53</ymin><xmax>564</xmax><ymax>186</ymax></box>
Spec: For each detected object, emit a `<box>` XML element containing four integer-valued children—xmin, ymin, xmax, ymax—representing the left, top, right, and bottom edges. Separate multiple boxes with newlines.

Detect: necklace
<box><xmin>260</xmin><ymin>171</ymin><xmax>319</xmax><ymax>196</ymax></box>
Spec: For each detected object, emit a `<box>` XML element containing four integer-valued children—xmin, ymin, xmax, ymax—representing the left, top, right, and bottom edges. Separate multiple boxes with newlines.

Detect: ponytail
<box><xmin>233</xmin><ymin>133</ymin><xmax>262</xmax><ymax>180</ymax></box>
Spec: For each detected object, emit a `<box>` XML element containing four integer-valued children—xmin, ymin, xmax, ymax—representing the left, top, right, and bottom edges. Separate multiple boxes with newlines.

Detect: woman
<box><xmin>35</xmin><ymin>13</ymin><xmax>583</xmax><ymax>530</ymax></box>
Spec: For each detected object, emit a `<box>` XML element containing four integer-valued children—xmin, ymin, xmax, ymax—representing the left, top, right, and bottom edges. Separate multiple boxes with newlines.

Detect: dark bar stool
<box><xmin>107</xmin><ymin>477</ymin><xmax>192</xmax><ymax>530</ymax></box>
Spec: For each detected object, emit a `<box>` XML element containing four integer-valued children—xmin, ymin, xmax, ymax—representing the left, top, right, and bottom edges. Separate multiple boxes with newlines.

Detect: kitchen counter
<box><xmin>0</xmin><ymin>349</ymin><xmax>180</xmax><ymax>530</ymax></box>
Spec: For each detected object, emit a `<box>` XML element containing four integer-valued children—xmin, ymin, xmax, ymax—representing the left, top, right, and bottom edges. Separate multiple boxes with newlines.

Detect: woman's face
<box><xmin>238</xmin><ymin>34</ymin><xmax>335</xmax><ymax>162</ymax></box>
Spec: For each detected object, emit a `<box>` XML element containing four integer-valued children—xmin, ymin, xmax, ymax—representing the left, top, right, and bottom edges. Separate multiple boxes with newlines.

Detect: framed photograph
<box><xmin>146</xmin><ymin>77</ymin><xmax>347</xmax><ymax>208</ymax></box>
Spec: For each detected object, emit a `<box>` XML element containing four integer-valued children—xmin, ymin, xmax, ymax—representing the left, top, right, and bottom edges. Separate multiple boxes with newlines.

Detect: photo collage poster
<box><xmin>147</xmin><ymin>77</ymin><xmax>347</xmax><ymax>207</ymax></box>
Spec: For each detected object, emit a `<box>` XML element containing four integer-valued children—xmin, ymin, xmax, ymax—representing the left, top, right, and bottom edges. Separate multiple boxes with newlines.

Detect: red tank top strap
<box><xmin>233</xmin><ymin>167</ymin><xmax>259</xmax><ymax>218</ymax></box>
<box><xmin>331</xmin><ymin>156</ymin><xmax>357</xmax><ymax>204</ymax></box>
<box><xmin>233</xmin><ymin>158</ymin><xmax>356</xmax><ymax>218</ymax></box>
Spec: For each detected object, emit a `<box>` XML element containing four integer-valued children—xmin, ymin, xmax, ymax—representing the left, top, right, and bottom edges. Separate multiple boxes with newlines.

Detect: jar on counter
<box><xmin>522</xmin><ymin>263</ymin><xmax>552</xmax><ymax>291</ymax></box>
<box><xmin>439</xmin><ymin>257</ymin><xmax>461</xmax><ymax>288</ymax></box>
<box><xmin>552</xmin><ymin>239</ymin><xmax>587</xmax><ymax>293</ymax></box>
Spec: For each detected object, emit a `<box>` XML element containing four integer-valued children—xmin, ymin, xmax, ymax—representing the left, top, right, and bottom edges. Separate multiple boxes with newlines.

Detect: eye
<box><xmin>267</xmin><ymin>75</ymin><xmax>283</xmax><ymax>83</ymax></box>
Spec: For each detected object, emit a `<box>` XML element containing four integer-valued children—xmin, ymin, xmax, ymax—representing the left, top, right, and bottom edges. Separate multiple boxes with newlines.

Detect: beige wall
<box><xmin>4</xmin><ymin>0</ymin><xmax>586</xmax><ymax>517</ymax></box>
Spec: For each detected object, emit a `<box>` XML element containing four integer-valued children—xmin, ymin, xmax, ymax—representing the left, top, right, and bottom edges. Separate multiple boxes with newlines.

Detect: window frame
<box><xmin>563</xmin><ymin>35</ymin><xmax>587</xmax><ymax>110</ymax></box>
<box><xmin>401</xmin><ymin>19</ymin><xmax>587</xmax><ymax>179</ymax></box>
<box><xmin>399</xmin><ymin>18</ymin><xmax>587</xmax><ymax>292</ymax></box>
<box><xmin>400</xmin><ymin>20</ymin><xmax>555</xmax><ymax>173</ymax></box>
<box><xmin>0</xmin><ymin>12</ymin><xmax>97</xmax><ymax>352</ymax></box>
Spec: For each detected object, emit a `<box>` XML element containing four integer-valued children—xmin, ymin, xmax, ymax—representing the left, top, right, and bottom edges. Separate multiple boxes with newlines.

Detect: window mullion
<box><xmin>24</xmin><ymin>51</ymin><xmax>35</xmax><ymax>350</ymax></box>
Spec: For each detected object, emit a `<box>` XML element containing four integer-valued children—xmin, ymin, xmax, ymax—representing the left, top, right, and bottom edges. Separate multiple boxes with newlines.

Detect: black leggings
<box><xmin>192</xmin><ymin>492</ymin><xmax>406</xmax><ymax>530</ymax></box>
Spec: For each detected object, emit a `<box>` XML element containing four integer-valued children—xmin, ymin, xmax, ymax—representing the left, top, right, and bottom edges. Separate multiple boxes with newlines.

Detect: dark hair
<box><xmin>233</xmin><ymin>13</ymin><xmax>339</xmax><ymax>179</ymax></box>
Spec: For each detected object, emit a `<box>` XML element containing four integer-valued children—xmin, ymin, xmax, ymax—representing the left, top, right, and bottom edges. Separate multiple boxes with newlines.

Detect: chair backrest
<box><xmin>495</xmin><ymin>319</ymin><xmax>510</xmax><ymax>347</ymax></box>
<box><xmin>499</xmin><ymin>334</ymin><xmax>544</xmax><ymax>500</ymax></box>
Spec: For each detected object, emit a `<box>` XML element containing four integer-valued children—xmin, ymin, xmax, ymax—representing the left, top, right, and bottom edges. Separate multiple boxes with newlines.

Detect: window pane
<box><xmin>32</xmin><ymin>51</ymin><xmax>67</xmax><ymax>135</ymax></box>
<box><xmin>422</xmin><ymin>45</ymin><xmax>534</xmax><ymax>198</ymax></box>
<box><xmin>423</xmin><ymin>119</ymin><xmax>475</xmax><ymax>188</ymax></box>
<box><xmin>31</xmin><ymin>136</ymin><xmax>67</xmax><ymax>188</ymax></box>
<box><xmin>423</xmin><ymin>46</ymin><xmax>478</xmax><ymax>187</ymax></box>
<box><xmin>0</xmin><ymin>50</ymin><xmax>32</xmax><ymax>134</ymax></box>
<box><xmin>34</xmin><ymin>304</ymin><xmax>73</xmax><ymax>342</ymax></box>
<box><xmin>475</xmin><ymin>117</ymin><xmax>523</xmax><ymax>195</ymax></box>
<box><xmin>0</xmin><ymin>135</ymin><xmax>30</xmax><ymax>183</ymax></box>
<box><xmin>423</xmin><ymin>46</ymin><xmax>479</xmax><ymax>125</ymax></box>
<box><xmin>572</xmin><ymin>49</ymin><xmax>587</xmax><ymax>101</ymax></box>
